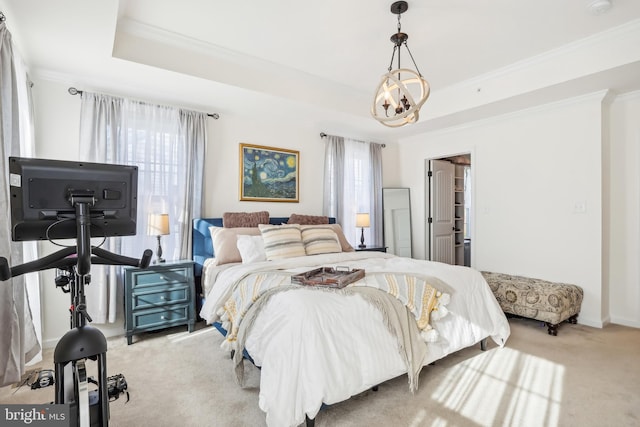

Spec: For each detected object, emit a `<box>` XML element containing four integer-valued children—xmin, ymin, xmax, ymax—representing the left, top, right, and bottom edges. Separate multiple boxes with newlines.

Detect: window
<box><xmin>323</xmin><ymin>135</ymin><xmax>383</xmax><ymax>247</ymax></box>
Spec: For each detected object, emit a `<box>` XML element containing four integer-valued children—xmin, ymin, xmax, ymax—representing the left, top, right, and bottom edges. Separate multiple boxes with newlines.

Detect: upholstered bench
<box><xmin>480</xmin><ymin>271</ymin><xmax>583</xmax><ymax>336</ymax></box>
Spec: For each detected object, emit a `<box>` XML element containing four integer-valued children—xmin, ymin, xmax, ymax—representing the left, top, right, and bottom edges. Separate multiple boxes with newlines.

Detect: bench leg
<box><xmin>546</xmin><ymin>314</ymin><xmax>579</xmax><ymax>336</ymax></box>
<box><xmin>306</xmin><ymin>415</ymin><xmax>315</xmax><ymax>427</ymax></box>
<box><xmin>545</xmin><ymin>322</ymin><xmax>558</xmax><ymax>336</ymax></box>
<box><xmin>480</xmin><ymin>338</ymin><xmax>488</xmax><ymax>351</ymax></box>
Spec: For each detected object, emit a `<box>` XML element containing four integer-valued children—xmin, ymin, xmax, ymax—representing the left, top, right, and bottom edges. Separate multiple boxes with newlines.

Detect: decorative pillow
<box><xmin>297</xmin><ymin>223</ymin><xmax>354</xmax><ymax>252</ymax></box>
<box><xmin>287</xmin><ymin>213</ymin><xmax>330</xmax><ymax>225</ymax></box>
<box><xmin>209</xmin><ymin>226</ymin><xmax>261</xmax><ymax>265</ymax></box>
<box><xmin>258</xmin><ymin>223</ymin><xmax>306</xmax><ymax>260</ymax></box>
<box><xmin>328</xmin><ymin>224</ymin><xmax>355</xmax><ymax>252</ymax></box>
<box><xmin>300</xmin><ymin>226</ymin><xmax>341</xmax><ymax>255</ymax></box>
<box><xmin>236</xmin><ymin>235</ymin><xmax>267</xmax><ymax>264</ymax></box>
<box><xmin>222</xmin><ymin>211</ymin><xmax>269</xmax><ymax>228</ymax></box>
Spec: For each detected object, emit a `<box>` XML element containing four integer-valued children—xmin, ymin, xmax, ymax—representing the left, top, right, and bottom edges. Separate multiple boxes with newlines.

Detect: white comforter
<box><xmin>200</xmin><ymin>252</ymin><xmax>510</xmax><ymax>427</ymax></box>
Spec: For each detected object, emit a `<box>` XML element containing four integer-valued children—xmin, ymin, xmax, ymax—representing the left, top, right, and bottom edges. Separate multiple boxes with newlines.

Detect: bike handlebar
<box><xmin>91</xmin><ymin>247</ymin><xmax>153</xmax><ymax>269</ymax></box>
<box><xmin>0</xmin><ymin>247</ymin><xmax>153</xmax><ymax>281</ymax></box>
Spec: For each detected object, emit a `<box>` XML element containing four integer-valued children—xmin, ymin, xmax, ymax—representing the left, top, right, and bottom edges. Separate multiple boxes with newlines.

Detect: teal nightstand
<box><xmin>123</xmin><ymin>260</ymin><xmax>195</xmax><ymax>345</ymax></box>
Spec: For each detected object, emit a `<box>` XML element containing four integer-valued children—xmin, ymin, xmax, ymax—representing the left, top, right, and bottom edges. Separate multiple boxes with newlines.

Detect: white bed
<box><xmin>200</xmin><ymin>250</ymin><xmax>510</xmax><ymax>427</ymax></box>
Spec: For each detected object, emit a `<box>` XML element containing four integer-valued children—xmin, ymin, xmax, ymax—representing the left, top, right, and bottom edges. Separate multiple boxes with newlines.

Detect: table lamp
<box><xmin>147</xmin><ymin>213</ymin><xmax>170</xmax><ymax>263</ymax></box>
<box><xmin>356</xmin><ymin>213</ymin><xmax>370</xmax><ymax>249</ymax></box>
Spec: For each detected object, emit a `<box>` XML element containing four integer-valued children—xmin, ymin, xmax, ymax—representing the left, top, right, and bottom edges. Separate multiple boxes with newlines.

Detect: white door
<box><xmin>428</xmin><ymin>159</ymin><xmax>455</xmax><ymax>263</ymax></box>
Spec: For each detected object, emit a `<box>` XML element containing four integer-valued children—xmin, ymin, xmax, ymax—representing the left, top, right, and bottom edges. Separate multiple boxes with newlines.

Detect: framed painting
<box><xmin>239</xmin><ymin>143</ymin><xmax>299</xmax><ymax>202</ymax></box>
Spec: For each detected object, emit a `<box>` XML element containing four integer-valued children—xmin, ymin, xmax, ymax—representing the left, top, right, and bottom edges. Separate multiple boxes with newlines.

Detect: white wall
<box><xmin>203</xmin><ymin>114</ymin><xmax>325</xmax><ymax>217</ymax></box>
<box><xmin>398</xmin><ymin>92</ymin><xmax>607</xmax><ymax>328</ymax></box>
<box><xmin>203</xmin><ymin>117</ymin><xmax>403</xmax><ymax>217</ymax></box>
<box><xmin>30</xmin><ymin>77</ymin><xmax>400</xmax><ymax>346</ymax></box>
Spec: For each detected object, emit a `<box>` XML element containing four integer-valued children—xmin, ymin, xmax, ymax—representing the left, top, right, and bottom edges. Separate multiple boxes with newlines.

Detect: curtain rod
<box><xmin>68</xmin><ymin>87</ymin><xmax>220</xmax><ymax>119</ymax></box>
<box><xmin>320</xmin><ymin>132</ymin><xmax>386</xmax><ymax>148</ymax></box>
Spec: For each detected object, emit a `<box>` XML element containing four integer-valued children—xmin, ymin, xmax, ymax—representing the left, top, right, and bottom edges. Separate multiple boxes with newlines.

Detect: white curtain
<box><xmin>369</xmin><ymin>142</ymin><xmax>384</xmax><ymax>246</ymax></box>
<box><xmin>79</xmin><ymin>92</ymin><xmax>207</xmax><ymax>323</ymax></box>
<box><xmin>178</xmin><ymin>110</ymin><xmax>206</xmax><ymax>259</ymax></box>
<box><xmin>0</xmin><ymin>17</ymin><xmax>41</xmax><ymax>386</ymax></box>
<box><xmin>322</xmin><ymin>134</ymin><xmax>384</xmax><ymax>247</ymax></box>
<box><xmin>322</xmin><ymin>134</ymin><xmax>344</xmax><ymax>223</ymax></box>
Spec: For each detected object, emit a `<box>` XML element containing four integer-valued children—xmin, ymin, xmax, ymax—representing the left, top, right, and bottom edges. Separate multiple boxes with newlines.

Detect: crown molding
<box><xmin>115</xmin><ymin>17</ymin><xmax>360</xmax><ymax>92</ymax></box>
<box><xmin>31</xmin><ymin>68</ymin><xmax>78</xmax><ymax>85</ymax></box>
<box><xmin>614</xmin><ymin>88</ymin><xmax>640</xmax><ymax>102</ymax></box>
<box><xmin>401</xmin><ymin>90</ymin><xmax>611</xmax><ymax>140</ymax></box>
<box><xmin>445</xmin><ymin>18</ymin><xmax>640</xmax><ymax>92</ymax></box>
<box><xmin>116</xmin><ymin>18</ymin><xmax>260</xmax><ymax>69</ymax></box>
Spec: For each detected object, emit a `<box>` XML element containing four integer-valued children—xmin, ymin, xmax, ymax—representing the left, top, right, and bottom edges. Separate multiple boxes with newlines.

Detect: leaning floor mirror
<box><xmin>382</xmin><ymin>187</ymin><xmax>412</xmax><ymax>257</ymax></box>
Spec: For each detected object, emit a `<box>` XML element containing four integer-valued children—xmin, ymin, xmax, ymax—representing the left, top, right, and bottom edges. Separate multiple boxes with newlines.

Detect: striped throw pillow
<box><xmin>259</xmin><ymin>224</ymin><xmax>306</xmax><ymax>260</ymax></box>
<box><xmin>301</xmin><ymin>225</ymin><xmax>341</xmax><ymax>255</ymax></box>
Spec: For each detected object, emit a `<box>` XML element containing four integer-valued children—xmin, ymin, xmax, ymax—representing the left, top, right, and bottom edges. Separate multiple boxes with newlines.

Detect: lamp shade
<box><xmin>147</xmin><ymin>213</ymin><xmax>170</xmax><ymax>236</ymax></box>
<box><xmin>356</xmin><ymin>213</ymin><xmax>370</xmax><ymax>228</ymax></box>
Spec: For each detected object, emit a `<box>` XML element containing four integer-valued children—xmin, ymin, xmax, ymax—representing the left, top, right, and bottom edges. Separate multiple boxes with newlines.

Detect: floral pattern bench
<box><xmin>481</xmin><ymin>271</ymin><xmax>583</xmax><ymax>336</ymax></box>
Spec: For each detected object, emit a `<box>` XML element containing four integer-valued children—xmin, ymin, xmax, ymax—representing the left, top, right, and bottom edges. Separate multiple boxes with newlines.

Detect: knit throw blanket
<box><xmin>351</xmin><ymin>273</ymin><xmax>451</xmax><ymax>342</ymax></box>
<box><xmin>218</xmin><ymin>270</ymin><xmax>450</xmax><ymax>351</ymax></box>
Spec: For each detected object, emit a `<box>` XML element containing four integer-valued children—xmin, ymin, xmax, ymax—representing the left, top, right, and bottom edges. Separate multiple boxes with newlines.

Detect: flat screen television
<box><xmin>8</xmin><ymin>157</ymin><xmax>139</xmax><ymax>242</ymax></box>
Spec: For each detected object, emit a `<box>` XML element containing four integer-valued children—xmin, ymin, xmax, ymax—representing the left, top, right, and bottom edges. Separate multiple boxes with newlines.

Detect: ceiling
<box><xmin>2</xmin><ymin>0</ymin><xmax>640</xmax><ymax>141</ymax></box>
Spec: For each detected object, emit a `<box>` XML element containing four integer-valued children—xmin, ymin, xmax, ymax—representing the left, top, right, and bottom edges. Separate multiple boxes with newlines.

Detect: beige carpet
<box><xmin>1</xmin><ymin>318</ymin><xmax>639</xmax><ymax>427</ymax></box>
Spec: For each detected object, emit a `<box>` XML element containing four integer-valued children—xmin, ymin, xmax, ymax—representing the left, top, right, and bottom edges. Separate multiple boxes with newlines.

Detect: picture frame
<box><xmin>239</xmin><ymin>143</ymin><xmax>300</xmax><ymax>202</ymax></box>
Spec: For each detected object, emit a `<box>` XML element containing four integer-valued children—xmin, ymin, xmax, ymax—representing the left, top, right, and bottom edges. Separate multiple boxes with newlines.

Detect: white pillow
<box><xmin>209</xmin><ymin>226</ymin><xmax>261</xmax><ymax>265</ymax></box>
<box><xmin>258</xmin><ymin>223</ymin><xmax>306</xmax><ymax>260</ymax></box>
<box><xmin>236</xmin><ymin>235</ymin><xmax>267</xmax><ymax>264</ymax></box>
<box><xmin>300</xmin><ymin>225</ymin><xmax>341</xmax><ymax>255</ymax></box>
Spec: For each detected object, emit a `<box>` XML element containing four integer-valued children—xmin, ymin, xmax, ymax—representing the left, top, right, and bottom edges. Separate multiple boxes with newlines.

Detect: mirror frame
<box><xmin>382</xmin><ymin>187</ymin><xmax>412</xmax><ymax>257</ymax></box>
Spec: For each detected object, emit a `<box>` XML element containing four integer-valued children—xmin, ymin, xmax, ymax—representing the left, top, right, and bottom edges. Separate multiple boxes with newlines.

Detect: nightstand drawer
<box><xmin>131</xmin><ymin>285</ymin><xmax>190</xmax><ymax>311</ymax></box>
<box><xmin>132</xmin><ymin>305</ymin><xmax>189</xmax><ymax>329</ymax></box>
<box><xmin>129</xmin><ymin>267</ymin><xmax>192</xmax><ymax>288</ymax></box>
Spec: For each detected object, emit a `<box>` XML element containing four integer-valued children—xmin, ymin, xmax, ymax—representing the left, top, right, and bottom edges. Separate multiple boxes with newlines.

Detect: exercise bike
<box><xmin>1</xmin><ymin>157</ymin><xmax>152</xmax><ymax>427</ymax></box>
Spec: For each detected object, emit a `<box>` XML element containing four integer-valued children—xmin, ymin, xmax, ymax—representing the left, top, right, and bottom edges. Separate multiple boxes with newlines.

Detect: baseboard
<box><xmin>609</xmin><ymin>316</ymin><xmax>640</xmax><ymax>328</ymax></box>
<box><xmin>42</xmin><ymin>338</ymin><xmax>59</xmax><ymax>349</ymax></box>
<box><xmin>577</xmin><ymin>316</ymin><xmax>605</xmax><ymax>328</ymax></box>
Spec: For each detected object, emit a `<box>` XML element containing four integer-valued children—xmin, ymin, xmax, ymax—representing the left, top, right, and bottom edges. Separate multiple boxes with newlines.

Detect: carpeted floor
<box><xmin>1</xmin><ymin>318</ymin><xmax>639</xmax><ymax>427</ymax></box>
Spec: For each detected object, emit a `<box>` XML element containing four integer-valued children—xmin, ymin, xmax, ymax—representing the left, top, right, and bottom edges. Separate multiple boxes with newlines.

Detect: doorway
<box><xmin>426</xmin><ymin>153</ymin><xmax>472</xmax><ymax>266</ymax></box>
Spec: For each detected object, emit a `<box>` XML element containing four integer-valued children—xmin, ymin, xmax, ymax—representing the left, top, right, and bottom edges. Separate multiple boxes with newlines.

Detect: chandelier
<box><xmin>371</xmin><ymin>1</ymin><xmax>430</xmax><ymax>128</ymax></box>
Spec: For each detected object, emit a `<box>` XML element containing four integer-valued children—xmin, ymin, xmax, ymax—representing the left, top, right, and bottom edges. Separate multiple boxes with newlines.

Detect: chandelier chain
<box><xmin>388</xmin><ymin>45</ymin><xmax>398</xmax><ymax>72</ymax></box>
<box><xmin>404</xmin><ymin>42</ymin><xmax>423</xmax><ymax>77</ymax></box>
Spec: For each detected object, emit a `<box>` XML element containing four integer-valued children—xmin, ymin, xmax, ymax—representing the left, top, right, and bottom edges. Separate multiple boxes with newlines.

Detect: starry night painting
<box><xmin>239</xmin><ymin>143</ymin><xmax>299</xmax><ymax>202</ymax></box>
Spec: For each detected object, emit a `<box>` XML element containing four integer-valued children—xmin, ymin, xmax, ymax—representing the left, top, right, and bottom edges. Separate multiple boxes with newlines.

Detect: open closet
<box><xmin>426</xmin><ymin>154</ymin><xmax>471</xmax><ymax>266</ymax></box>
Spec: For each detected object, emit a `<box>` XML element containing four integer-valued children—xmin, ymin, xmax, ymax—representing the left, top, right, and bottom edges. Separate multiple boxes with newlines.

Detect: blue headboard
<box><xmin>192</xmin><ymin>217</ymin><xmax>336</xmax><ymax>277</ymax></box>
